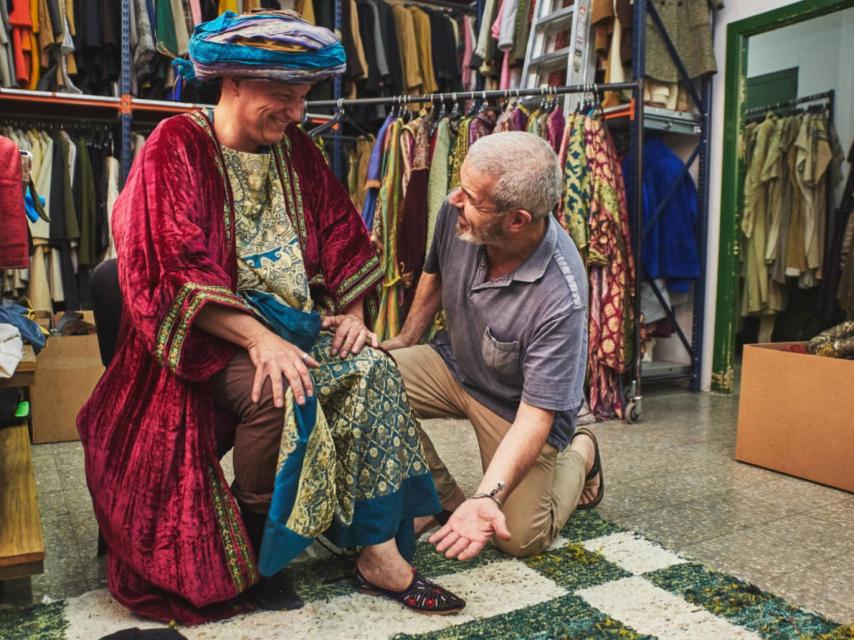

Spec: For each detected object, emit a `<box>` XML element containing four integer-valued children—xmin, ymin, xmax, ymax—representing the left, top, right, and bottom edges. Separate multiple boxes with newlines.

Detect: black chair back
<box><xmin>90</xmin><ymin>258</ymin><xmax>123</xmax><ymax>367</ymax></box>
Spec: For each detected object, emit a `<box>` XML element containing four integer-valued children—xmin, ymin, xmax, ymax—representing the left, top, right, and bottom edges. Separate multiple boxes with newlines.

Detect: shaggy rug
<box><xmin>2</xmin><ymin>511</ymin><xmax>852</xmax><ymax>640</ymax></box>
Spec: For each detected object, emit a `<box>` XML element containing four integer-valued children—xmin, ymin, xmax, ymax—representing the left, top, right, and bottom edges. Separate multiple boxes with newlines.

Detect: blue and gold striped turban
<box><xmin>173</xmin><ymin>10</ymin><xmax>346</xmax><ymax>84</ymax></box>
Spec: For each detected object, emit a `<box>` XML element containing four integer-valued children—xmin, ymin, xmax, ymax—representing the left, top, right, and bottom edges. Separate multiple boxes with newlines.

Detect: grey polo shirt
<box><xmin>424</xmin><ymin>201</ymin><xmax>589</xmax><ymax>451</ymax></box>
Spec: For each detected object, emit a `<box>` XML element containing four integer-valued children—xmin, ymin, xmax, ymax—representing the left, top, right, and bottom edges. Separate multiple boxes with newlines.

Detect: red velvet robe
<box><xmin>77</xmin><ymin>112</ymin><xmax>381</xmax><ymax>624</ymax></box>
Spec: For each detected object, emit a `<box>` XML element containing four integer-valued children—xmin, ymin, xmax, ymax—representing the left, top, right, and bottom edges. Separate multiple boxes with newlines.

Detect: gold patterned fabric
<box><xmin>222</xmin><ymin>147</ymin><xmax>437</xmax><ymax>566</ymax></box>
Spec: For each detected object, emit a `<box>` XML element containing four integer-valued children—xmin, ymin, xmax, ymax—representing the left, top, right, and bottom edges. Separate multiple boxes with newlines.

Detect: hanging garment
<box><xmin>362</xmin><ymin>113</ymin><xmax>395</xmax><ymax>231</ymax></box>
<box><xmin>408</xmin><ymin>6</ymin><xmax>438</xmax><ymax>93</ymax></box>
<box><xmin>585</xmin><ymin>115</ymin><xmax>635</xmax><ymax>420</ymax></box>
<box><xmin>622</xmin><ymin>137</ymin><xmax>700</xmax><ymax>294</ymax></box>
<box><xmin>395</xmin><ymin>116</ymin><xmax>430</xmax><ymax>316</ymax></box>
<box><xmin>468</xmin><ymin>109</ymin><xmax>496</xmax><ymax>145</ymax></box>
<box><xmin>389</xmin><ymin>1</ymin><xmax>422</xmax><ymax>92</ymax></box>
<box><xmin>346</xmin><ymin>136</ymin><xmax>373</xmax><ymax>213</ymax></box>
<box><xmin>9</xmin><ymin>0</ymin><xmax>34</xmax><ymax>85</ymax></box>
<box><xmin>645</xmin><ymin>0</ymin><xmax>722</xmax><ymax>83</ymax></box>
<box><xmin>510</xmin><ymin>0</ymin><xmax>531</xmax><ymax>64</ymax></box>
<box><xmin>447</xmin><ymin>115</ymin><xmax>473</xmax><ymax>190</ymax></box>
<box><xmin>372</xmin><ymin>0</ymin><xmax>403</xmax><ymax>95</ymax></box>
<box><xmin>73</xmin><ymin>135</ymin><xmax>97</xmax><ymax>267</ymax></box>
<box><xmin>426</xmin><ymin>9</ymin><xmax>460</xmax><ymax>92</ymax></box>
<box><xmin>740</xmin><ymin>116</ymin><xmax>776</xmax><ymax>316</ymax></box>
<box><xmin>341</xmin><ymin>0</ymin><xmax>368</xmax><ymax>82</ymax></box>
<box><xmin>545</xmin><ymin>108</ymin><xmax>565</xmax><ymax>154</ymax></box>
<box><xmin>558</xmin><ymin>113</ymin><xmax>591</xmax><ymax>261</ymax></box>
<box><xmin>104</xmin><ymin>154</ymin><xmax>120</xmax><ymax>259</ymax></box>
<box><xmin>0</xmin><ymin>136</ymin><xmax>29</xmax><ymax>270</ymax></box>
<box><xmin>374</xmin><ymin>117</ymin><xmax>404</xmax><ymax>341</ymax></box>
<box><xmin>835</xmin><ymin>142</ymin><xmax>854</xmax><ymax>319</ymax></box>
<box><xmin>794</xmin><ymin>113</ymin><xmax>834</xmax><ymax>289</ymax></box>
<box><xmin>426</xmin><ymin>116</ymin><xmax>452</xmax><ymax>253</ymax></box>
<box><xmin>0</xmin><ymin>1</ymin><xmax>15</xmax><ymax>87</ymax></box>
<box><xmin>461</xmin><ymin>14</ymin><xmax>475</xmax><ymax>90</ymax></box>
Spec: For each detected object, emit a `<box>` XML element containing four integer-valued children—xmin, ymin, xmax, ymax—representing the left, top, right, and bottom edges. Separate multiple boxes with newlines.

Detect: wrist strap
<box><xmin>471</xmin><ymin>493</ymin><xmax>503</xmax><ymax>508</ymax></box>
<box><xmin>472</xmin><ymin>480</ymin><xmax>505</xmax><ymax>508</ymax></box>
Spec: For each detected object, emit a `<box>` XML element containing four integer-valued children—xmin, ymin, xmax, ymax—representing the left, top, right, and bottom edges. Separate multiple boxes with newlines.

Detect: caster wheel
<box><xmin>625</xmin><ymin>400</ymin><xmax>640</xmax><ymax>424</ymax></box>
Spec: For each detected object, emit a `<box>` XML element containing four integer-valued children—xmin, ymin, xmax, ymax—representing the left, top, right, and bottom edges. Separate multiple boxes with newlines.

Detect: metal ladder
<box><xmin>520</xmin><ymin>0</ymin><xmax>594</xmax><ymax>114</ymax></box>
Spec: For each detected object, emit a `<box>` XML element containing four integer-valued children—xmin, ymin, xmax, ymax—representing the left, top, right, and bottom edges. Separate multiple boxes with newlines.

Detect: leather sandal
<box><xmin>574</xmin><ymin>427</ymin><xmax>604</xmax><ymax>510</ymax></box>
<box><xmin>354</xmin><ymin>566</ymin><xmax>465</xmax><ymax>615</ymax></box>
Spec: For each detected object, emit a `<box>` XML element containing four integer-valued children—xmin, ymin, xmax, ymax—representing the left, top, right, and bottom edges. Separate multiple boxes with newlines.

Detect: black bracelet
<box><xmin>471</xmin><ymin>493</ymin><xmax>503</xmax><ymax>508</ymax></box>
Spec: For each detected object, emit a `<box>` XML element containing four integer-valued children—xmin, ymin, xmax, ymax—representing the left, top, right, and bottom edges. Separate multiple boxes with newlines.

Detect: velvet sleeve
<box><xmin>112</xmin><ymin>117</ymin><xmax>251</xmax><ymax>382</ymax></box>
<box><xmin>295</xmin><ymin>129</ymin><xmax>383</xmax><ymax>312</ymax></box>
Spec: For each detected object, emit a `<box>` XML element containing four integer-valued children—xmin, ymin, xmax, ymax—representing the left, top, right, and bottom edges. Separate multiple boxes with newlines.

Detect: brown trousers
<box><xmin>212</xmin><ymin>351</ymin><xmax>283</xmax><ymax>515</ymax></box>
<box><xmin>394</xmin><ymin>345</ymin><xmax>586</xmax><ymax>558</ymax></box>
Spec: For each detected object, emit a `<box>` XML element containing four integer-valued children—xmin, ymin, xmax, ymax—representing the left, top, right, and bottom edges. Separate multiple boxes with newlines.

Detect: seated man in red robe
<box><xmin>77</xmin><ymin>10</ymin><xmax>463</xmax><ymax>625</ymax></box>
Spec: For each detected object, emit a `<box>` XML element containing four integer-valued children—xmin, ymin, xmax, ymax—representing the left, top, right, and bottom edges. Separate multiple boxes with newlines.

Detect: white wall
<box><xmin>746</xmin><ymin>8</ymin><xmax>854</xmax><ymax>191</ymax></box>
<box><xmin>701</xmin><ymin>0</ymin><xmax>853</xmax><ymax>391</ymax></box>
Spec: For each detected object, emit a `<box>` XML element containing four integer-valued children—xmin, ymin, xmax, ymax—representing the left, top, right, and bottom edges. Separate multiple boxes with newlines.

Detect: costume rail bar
<box><xmin>305</xmin><ymin>82</ymin><xmax>641</xmax><ymax>108</ymax></box>
<box><xmin>743</xmin><ymin>90</ymin><xmax>835</xmax><ymax>116</ymax></box>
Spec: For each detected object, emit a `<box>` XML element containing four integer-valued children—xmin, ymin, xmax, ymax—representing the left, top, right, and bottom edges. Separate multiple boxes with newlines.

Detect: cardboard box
<box><xmin>736</xmin><ymin>342</ymin><xmax>854</xmax><ymax>493</ymax></box>
<box><xmin>30</xmin><ymin>332</ymin><xmax>104</xmax><ymax>444</ymax></box>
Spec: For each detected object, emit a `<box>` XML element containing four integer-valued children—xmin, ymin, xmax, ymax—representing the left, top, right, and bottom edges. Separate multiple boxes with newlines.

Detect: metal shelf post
<box><xmin>120</xmin><ymin>0</ymin><xmax>132</xmax><ymax>186</ymax></box>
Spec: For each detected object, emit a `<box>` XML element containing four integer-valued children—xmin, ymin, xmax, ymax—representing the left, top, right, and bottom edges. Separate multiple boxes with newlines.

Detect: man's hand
<box><xmin>379</xmin><ymin>333</ymin><xmax>415</xmax><ymax>352</ymax></box>
<box><xmin>322</xmin><ymin>314</ymin><xmax>378</xmax><ymax>358</ymax></box>
<box><xmin>246</xmin><ymin>330</ymin><xmax>320</xmax><ymax>407</ymax></box>
<box><xmin>428</xmin><ymin>498</ymin><xmax>511</xmax><ymax>561</ymax></box>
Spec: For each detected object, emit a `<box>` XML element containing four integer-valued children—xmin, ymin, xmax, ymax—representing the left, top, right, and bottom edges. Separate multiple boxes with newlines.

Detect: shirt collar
<box><xmin>512</xmin><ymin>216</ymin><xmax>557</xmax><ymax>283</ymax></box>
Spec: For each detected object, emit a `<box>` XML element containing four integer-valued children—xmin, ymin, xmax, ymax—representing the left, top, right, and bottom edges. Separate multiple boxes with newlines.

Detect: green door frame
<box><xmin>711</xmin><ymin>0</ymin><xmax>854</xmax><ymax>393</ymax></box>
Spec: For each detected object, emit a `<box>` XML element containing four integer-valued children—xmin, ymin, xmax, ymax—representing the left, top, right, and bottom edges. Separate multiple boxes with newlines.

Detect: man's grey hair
<box><xmin>464</xmin><ymin>131</ymin><xmax>563</xmax><ymax>220</ymax></box>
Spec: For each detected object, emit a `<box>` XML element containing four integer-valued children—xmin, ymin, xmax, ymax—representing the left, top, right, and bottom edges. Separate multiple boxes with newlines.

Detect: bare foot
<box><xmin>357</xmin><ymin>540</ymin><xmax>414</xmax><ymax>592</ymax></box>
<box><xmin>570</xmin><ymin>432</ymin><xmax>601</xmax><ymax>507</ymax></box>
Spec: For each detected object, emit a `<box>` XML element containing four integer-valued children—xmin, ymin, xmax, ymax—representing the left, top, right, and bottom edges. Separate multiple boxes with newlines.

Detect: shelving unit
<box><xmin>621</xmin><ymin>0</ymin><xmax>715</xmax><ymax>422</ymax></box>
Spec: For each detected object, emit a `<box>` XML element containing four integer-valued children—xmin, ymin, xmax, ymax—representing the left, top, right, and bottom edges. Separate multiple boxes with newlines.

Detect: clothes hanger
<box><xmin>308</xmin><ymin>98</ymin><xmax>346</xmax><ymax>138</ymax></box>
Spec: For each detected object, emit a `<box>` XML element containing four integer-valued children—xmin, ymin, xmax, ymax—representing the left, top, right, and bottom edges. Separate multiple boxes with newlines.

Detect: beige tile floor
<box><xmin>2</xmin><ymin>388</ymin><xmax>853</xmax><ymax>624</ymax></box>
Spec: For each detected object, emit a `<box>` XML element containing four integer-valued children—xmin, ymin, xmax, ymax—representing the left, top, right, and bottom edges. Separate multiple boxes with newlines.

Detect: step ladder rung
<box><xmin>528</xmin><ymin>47</ymin><xmax>571</xmax><ymax>72</ymax></box>
<box><xmin>534</xmin><ymin>6</ymin><xmax>575</xmax><ymax>34</ymax></box>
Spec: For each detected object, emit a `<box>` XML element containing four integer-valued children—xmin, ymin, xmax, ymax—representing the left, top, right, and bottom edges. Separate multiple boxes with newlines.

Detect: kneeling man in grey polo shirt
<box><xmin>383</xmin><ymin>131</ymin><xmax>603</xmax><ymax>561</ymax></box>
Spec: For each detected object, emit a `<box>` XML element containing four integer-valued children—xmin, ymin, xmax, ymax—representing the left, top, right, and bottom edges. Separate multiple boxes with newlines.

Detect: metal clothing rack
<box><xmin>743</xmin><ymin>89</ymin><xmax>835</xmax><ymax>118</ymax></box>
<box><xmin>404</xmin><ymin>0</ymin><xmax>478</xmax><ymax>14</ymax></box>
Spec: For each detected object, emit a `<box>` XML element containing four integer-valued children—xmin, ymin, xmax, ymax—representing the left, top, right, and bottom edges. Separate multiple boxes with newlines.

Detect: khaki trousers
<box><xmin>394</xmin><ymin>345</ymin><xmax>586</xmax><ymax>558</ymax></box>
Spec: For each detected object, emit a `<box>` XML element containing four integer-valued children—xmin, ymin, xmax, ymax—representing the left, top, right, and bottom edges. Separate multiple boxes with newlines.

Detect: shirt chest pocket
<box><xmin>481</xmin><ymin>327</ymin><xmax>522</xmax><ymax>381</ymax></box>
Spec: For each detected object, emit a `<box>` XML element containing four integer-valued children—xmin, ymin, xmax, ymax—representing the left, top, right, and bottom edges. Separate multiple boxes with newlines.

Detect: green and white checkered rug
<box><xmin>3</xmin><ymin>512</ymin><xmax>853</xmax><ymax>639</ymax></box>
